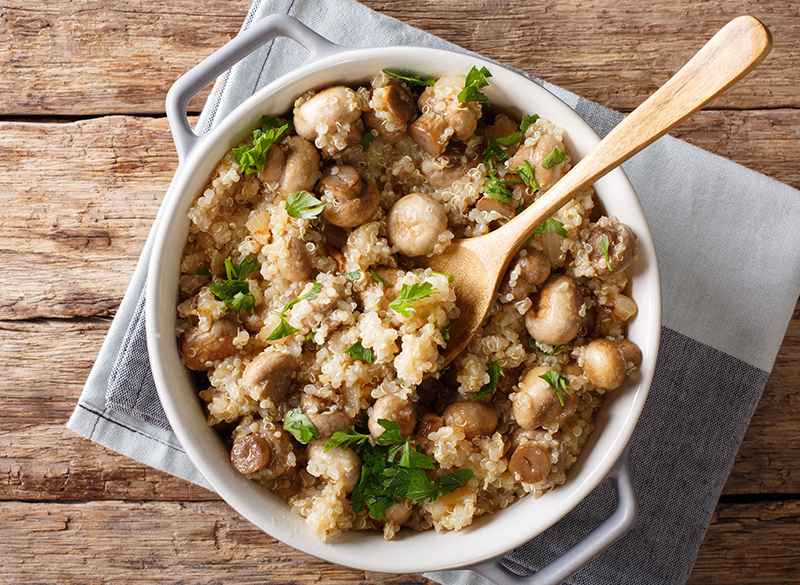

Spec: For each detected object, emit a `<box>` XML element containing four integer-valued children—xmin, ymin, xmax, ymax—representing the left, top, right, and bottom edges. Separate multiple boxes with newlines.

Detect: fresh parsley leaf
<box><xmin>389</xmin><ymin>282</ymin><xmax>436</xmax><ymax>317</ymax></box>
<box><xmin>472</xmin><ymin>360</ymin><xmax>504</xmax><ymax>400</ymax></box>
<box><xmin>430</xmin><ymin>469</ymin><xmax>474</xmax><ymax>501</ymax></box>
<box><xmin>325</xmin><ymin>428</ymin><xmax>371</xmax><ymax>452</ymax></box>
<box><xmin>345</xmin><ymin>341</ymin><xmax>375</xmax><ymax>364</ymax></box>
<box><xmin>370</xmin><ymin>269</ymin><xmax>391</xmax><ymax>286</ymax></box>
<box><xmin>483</xmin><ymin>140</ymin><xmax>510</xmax><ymax>164</ymax></box>
<box><xmin>458</xmin><ymin>66</ymin><xmax>492</xmax><ymax>104</ymax></box>
<box><xmin>304</xmin><ymin>331</ymin><xmax>316</xmax><ymax>342</ymax></box>
<box><xmin>263</xmin><ymin>315</ymin><xmax>299</xmax><ymax>341</ymax></box>
<box><xmin>539</xmin><ymin>369</ymin><xmax>572</xmax><ymax>406</ymax></box>
<box><xmin>431</xmin><ymin>271</ymin><xmax>454</xmax><ymax>282</ymax></box>
<box><xmin>441</xmin><ymin>323</ymin><xmax>454</xmax><ymax>341</ymax></box>
<box><xmin>541</xmin><ymin>146</ymin><xmax>566</xmax><ymax>169</ymax></box>
<box><xmin>484</xmin><ymin>173</ymin><xmax>516</xmax><ymax>205</ymax></box>
<box><xmin>196</xmin><ymin>267</ymin><xmax>210</xmax><ymax>276</ymax></box>
<box><xmin>375</xmin><ymin>419</ymin><xmax>406</xmax><ymax>446</ymax></box>
<box><xmin>398</xmin><ymin>441</ymin><xmax>437</xmax><ymax>470</ymax></box>
<box><xmin>514</xmin><ymin>160</ymin><xmax>538</xmax><ymax>191</ymax></box>
<box><xmin>283</xmin><ymin>408</ymin><xmax>319</xmax><ymax>444</ymax></box>
<box><xmin>598</xmin><ymin>235</ymin><xmax>613</xmax><ymax>272</ymax></box>
<box><xmin>535</xmin><ymin>217</ymin><xmax>568</xmax><ymax>238</ymax></box>
<box><xmin>285</xmin><ymin>281</ymin><xmax>323</xmax><ymax>312</ymax></box>
<box><xmin>285</xmin><ymin>191</ymin><xmax>325</xmax><ymax>219</ymax></box>
<box><xmin>209</xmin><ymin>256</ymin><xmax>260</xmax><ymax>313</ymax></box>
<box><xmin>232</xmin><ymin>117</ymin><xmax>291</xmax><ymax>175</ymax></box>
<box><xmin>362</xmin><ymin>131</ymin><xmax>376</xmax><ymax>152</ymax></box>
<box><xmin>264</xmin><ymin>281</ymin><xmax>323</xmax><ymax>341</ymax></box>
<box><xmin>382</xmin><ymin>69</ymin><xmax>436</xmax><ymax>87</ymax></box>
<box><xmin>346</xmin><ymin>270</ymin><xmax>362</xmax><ymax>281</ymax></box>
<box><xmin>493</xmin><ymin>113</ymin><xmax>539</xmax><ymax>147</ymax></box>
<box><xmin>527</xmin><ymin>335</ymin><xmax>563</xmax><ymax>356</ymax></box>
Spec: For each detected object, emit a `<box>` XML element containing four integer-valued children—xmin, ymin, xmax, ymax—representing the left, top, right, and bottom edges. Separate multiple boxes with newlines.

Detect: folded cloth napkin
<box><xmin>68</xmin><ymin>0</ymin><xmax>800</xmax><ymax>583</ymax></box>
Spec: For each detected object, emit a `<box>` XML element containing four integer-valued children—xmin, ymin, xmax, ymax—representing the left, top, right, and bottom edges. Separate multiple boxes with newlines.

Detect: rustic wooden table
<box><xmin>2</xmin><ymin>1</ymin><xmax>798</xmax><ymax>583</ymax></box>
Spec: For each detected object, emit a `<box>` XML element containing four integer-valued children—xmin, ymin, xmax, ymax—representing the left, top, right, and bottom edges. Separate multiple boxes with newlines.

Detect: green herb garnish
<box><xmin>345</xmin><ymin>341</ymin><xmax>375</xmax><ymax>364</ymax></box>
<box><xmin>370</xmin><ymin>269</ymin><xmax>391</xmax><ymax>286</ymax></box>
<box><xmin>493</xmin><ymin>114</ymin><xmax>540</xmax><ymax>147</ymax></box>
<box><xmin>441</xmin><ymin>323</ymin><xmax>454</xmax><ymax>340</ymax></box>
<box><xmin>539</xmin><ymin>369</ymin><xmax>572</xmax><ymax>406</ymax></box>
<box><xmin>457</xmin><ymin>66</ymin><xmax>492</xmax><ymax>104</ymax></box>
<box><xmin>285</xmin><ymin>190</ymin><xmax>325</xmax><ymax>219</ymax></box>
<box><xmin>382</xmin><ymin>70</ymin><xmax>436</xmax><ymax>87</ymax></box>
<box><xmin>389</xmin><ymin>282</ymin><xmax>436</xmax><ymax>317</ymax></box>
<box><xmin>232</xmin><ymin>116</ymin><xmax>291</xmax><ymax>175</ymax></box>
<box><xmin>484</xmin><ymin>173</ymin><xmax>517</xmax><ymax>205</ymax></box>
<box><xmin>326</xmin><ymin>420</ymin><xmax>473</xmax><ymax>521</ymax></box>
<box><xmin>283</xmin><ymin>408</ymin><xmax>319</xmax><ymax>444</ymax></box>
<box><xmin>196</xmin><ymin>267</ymin><xmax>210</xmax><ymax>276</ymax></box>
<box><xmin>541</xmin><ymin>146</ymin><xmax>566</xmax><ymax>169</ymax></box>
<box><xmin>209</xmin><ymin>256</ymin><xmax>260</xmax><ymax>313</ymax></box>
<box><xmin>304</xmin><ymin>331</ymin><xmax>316</xmax><ymax>342</ymax></box>
<box><xmin>362</xmin><ymin>131</ymin><xmax>376</xmax><ymax>152</ymax></box>
<box><xmin>535</xmin><ymin>217</ymin><xmax>568</xmax><ymax>238</ymax></box>
<box><xmin>482</xmin><ymin>140</ymin><xmax>510</xmax><ymax>164</ymax></box>
<box><xmin>514</xmin><ymin>160</ymin><xmax>538</xmax><ymax>192</ymax></box>
<box><xmin>264</xmin><ymin>281</ymin><xmax>323</xmax><ymax>341</ymax></box>
<box><xmin>527</xmin><ymin>335</ymin><xmax>564</xmax><ymax>356</ymax></box>
<box><xmin>346</xmin><ymin>270</ymin><xmax>362</xmax><ymax>281</ymax></box>
<box><xmin>472</xmin><ymin>360</ymin><xmax>504</xmax><ymax>400</ymax></box>
<box><xmin>598</xmin><ymin>235</ymin><xmax>613</xmax><ymax>272</ymax></box>
<box><xmin>431</xmin><ymin>271</ymin><xmax>454</xmax><ymax>282</ymax></box>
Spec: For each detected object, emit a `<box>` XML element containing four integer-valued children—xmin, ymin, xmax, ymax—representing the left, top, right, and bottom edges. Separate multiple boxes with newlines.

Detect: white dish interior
<box><xmin>147</xmin><ymin>46</ymin><xmax>661</xmax><ymax>574</ymax></box>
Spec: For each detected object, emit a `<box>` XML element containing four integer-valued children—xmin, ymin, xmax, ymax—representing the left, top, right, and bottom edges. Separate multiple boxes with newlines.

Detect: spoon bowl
<box><xmin>427</xmin><ymin>15</ymin><xmax>772</xmax><ymax>368</ymax></box>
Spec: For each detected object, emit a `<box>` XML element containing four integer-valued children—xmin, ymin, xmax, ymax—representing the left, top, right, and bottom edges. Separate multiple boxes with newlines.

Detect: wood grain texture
<box><xmin>1</xmin><ymin>0</ymin><xmax>799</xmax><ymax>583</ymax></box>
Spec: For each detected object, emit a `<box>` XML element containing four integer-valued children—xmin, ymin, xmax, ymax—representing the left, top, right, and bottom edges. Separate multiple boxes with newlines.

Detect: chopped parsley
<box><xmin>494</xmin><ymin>114</ymin><xmax>539</xmax><ymax>147</ymax></box>
<box><xmin>346</xmin><ymin>270</ymin><xmax>362</xmax><ymax>281</ymax></box>
<box><xmin>325</xmin><ymin>420</ymin><xmax>473</xmax><ymax>521</ymax></box>
<box><xmin>209</xmin><ymin>256</ymin><xmax>260</xmax><ymax>313</ymax></box>
<box><xmin>541</xmin><ymin>146</ymin><xmax>566</xmax><ymax>169</ymax></box>
<box><xmin>527</xmin><ymin>335</ymin><xmax>564</xmax><ymax>356</ymax></box>
<box><xmin>482</xmin><ymin>140</ymin><xmax>510</xmax><ymax>164</ymax></box>
<box><xmin>525</xmin><ymin>217</ymin><xmax>568</xmax><ymax>247</ymax></box>
<box><xmin>264</xmin><ymin>281</ymin><xmax>323</xmax><ymax>341</ymax></box>
<box><xmin>370</xmin><ymin>269</ymin><xmax>391</xmax><ymax>286</ymax></box>
<box><xmin>431</xmin><ymin>271</ymin><xmax>454</xmax><ymax>282</ymax></box>
<box><xmin>196</xmin><ymin>267</ymin><xmax>210</xmax><ymax>276</ymax></box>
<box><xmin>457</xmin><ymin>66</ymin><xmax>492</xmax><ymax>104</ymax></box>
<box><xmin>441</xmin><ymin>323</ymin><xmax>454</xmax><ymax>340</ymax></box>
<box><xmin>598</xmin><ymin>235</ymin><xmax>613</xmax><ymax>272</ymax></box>
<box><xmin>514</xmin><ymin>160</ymin><xmax>538</xmax><ymax>192</ymax></box>
<box><xmin>539</xmin><ymin>369</ymin><xmax>572</xmax><ymax>406</ymax></box>
<box><xmin>283</xmin><ymin>408</ymin><xmax>319</xmax><ymax>444</ymax></box>
<box><xmin>345</xmin><ymin>341</ymin><xmax>375</xmax><ymax>364</ymax></box>
<box><xmin>232</xmin><ymin>115</ymin><xmax>291</xmax><ymax>175</ymax></box>
<box><xmin>382</xmin><ymin>70</ymin><xmax>436</xmax><ymax>87</ymax></box>
<box><xmin>362</xmin><ymin>131</ymin><xmax>376</xmax><ymax>152</ymax></box>
<box><xmin>304</xmin><ymin>331</ymin><xmax>316</xmax><ymax>342</ymax></box>
<box><xmin>389</xmin><ymin>282</ymin><xmax>436</xmax><ymax>317</ymax></box>
<box><xmin>285</xmin><ymin>190</ymin><xmax>325</xmax><ymax>219</ymax></box>
<box><xmin>472</xmin><ymin>360</ymin><xmax>504</xmax><ymax>400</ymax></box>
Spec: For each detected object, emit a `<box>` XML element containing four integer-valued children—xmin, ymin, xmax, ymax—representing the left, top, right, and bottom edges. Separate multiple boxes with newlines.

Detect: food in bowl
<box><xmin>175</xmin><ymin>67</ymin><xmax>642</xmax><ymax>540</ymax></box>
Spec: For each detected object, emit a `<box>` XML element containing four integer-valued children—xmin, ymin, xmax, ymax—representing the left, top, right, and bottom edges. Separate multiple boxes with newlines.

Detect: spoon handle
<box><xmin>501</xmin><ymin>15</ymin><xmax>772</xmax><ymax>252</ymax></box>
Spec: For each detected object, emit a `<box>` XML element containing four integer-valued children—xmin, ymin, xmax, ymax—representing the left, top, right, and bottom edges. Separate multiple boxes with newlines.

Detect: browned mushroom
<box><xmin>442</xmin><ymin>401</ymin><xmax>498</xmax><ymax>440</ymax></box>
<box><xmin>512</xmin><ymin>365</ymin><xmax>579</xmax><ymax>430</ymax></box>
<box><xmin>241</xmin><ymin>349</ymin><xmax>295</xmax><ymax>403</ymax></box>
<box><xmin>319</xmin><ymin>165</ymin><xmax>380</xmax><ymax>228</ymax></box>
<box><xmin>524</xmin><ymin>274</ymin><xmax>583</xmax><ymax>346</ymax></box>
<box><xmin>180</xmin><ymin>317</ymin><xmax>240</xmax><ymax>371</ymax></box>
<box><xmin>368</xmin><ymin>394</ymin><xmax>416</xmax><ymax>441</ymax></box>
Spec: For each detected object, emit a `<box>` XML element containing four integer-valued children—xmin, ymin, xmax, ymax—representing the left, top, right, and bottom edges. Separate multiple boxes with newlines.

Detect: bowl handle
<box><xmin>468</xmin><ymin>446</ymin><xmax>638</xmax><ymax>585</ymax></box>
<box><xmin>165</xmin><ymin>14</ymin><xmax>344</xmax><ymax>162</ymax></box>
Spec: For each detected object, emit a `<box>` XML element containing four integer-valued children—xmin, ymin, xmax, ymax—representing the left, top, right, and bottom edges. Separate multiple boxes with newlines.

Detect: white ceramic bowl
<box><xmin>147</xmin><ymin>18</ymin><xmax>661</xmax><ymax>577</ymax></box>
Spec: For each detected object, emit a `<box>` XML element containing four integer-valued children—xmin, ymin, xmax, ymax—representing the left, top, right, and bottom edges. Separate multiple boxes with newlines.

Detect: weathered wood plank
<box><xmin>688</xmin><ymin>500</ymin><xmax>800</xmax><ymax>584</ymax></box>
<box><xmin>0</xmin><ymin>0</ymin><xmax>798</xmax><ymax>117</ymax></box>
<box><xmin>0</xmin><ymin>500</ymin><xmax>433</xmax><ymax>584</ymax></box>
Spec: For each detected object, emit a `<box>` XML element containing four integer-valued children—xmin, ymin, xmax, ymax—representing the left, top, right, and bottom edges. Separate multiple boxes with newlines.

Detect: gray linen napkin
<box><xmin>68</xmin><ymin>0</ymin><xmax>800</xmax><ymax>583</ymax></box>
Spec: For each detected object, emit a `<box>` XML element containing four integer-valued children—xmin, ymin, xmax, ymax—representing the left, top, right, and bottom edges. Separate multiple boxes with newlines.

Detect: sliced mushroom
<box><xmin>385</xmin><ymin>192</ymin><xmax>448</xmax><ymax>257</ymax></box>
<box><xmin>319</xmin><ymin>165</ymin><xmax>380</xmax><ymax>228</ymax></box>
<box><xmin>241</xmin><ymin>349</ymin><xmax>295</xmax><ymax>403</ymax></box>
<box><xmin>230</xmin><ymin>421</ymin><xmax>293</xmax><ymax>480</ymax></box>
<box><xmin>512</xmin><ymin>365</ymin><xmax>579</xmax><ymax>430</ymax></box>
<box><xmin>364</xmin><ymin>83</ymin><xmax>415</xmax><ymax>143</ymax></box>
<box><xmin>180</xmin><ymin>317</ymin><xmax>240</xmax><ymax>371</ymax></box>
<box><xmin>294</xmin><ymin>86</ymin><xmax>363</xmax><ymax>158</ymax></box>
<box><xmin>442</xmin><ymin>401</ymin><xmax>498</xmax><ymax>440</ymax></box>
<box><xmin>587</xmin><ymin>220</ymin><xmax>636</xmax><ymax>277</ymax></box>
<box><xmin>300</xmin><ymin>393</ymin><xmax>351</xmax><ymax>439</ymax></box>
<box><xmin>280</xmin><ymin>136</ymin><xmax>320</xmax><ymax>196</ymax></box>
<box><xmin>524</xmin><ymin>274</ymin><xmax>583</xmax><ymax>346</ymax></box>
<box><xmin>368</xmin><ymin>394</ymin><xmax>416</xmax><ymax>441</ymax></box>
<box><xmin>277</xmin><ymin>236</ymin><xmax>312</xmax><ymax>282</ymax></box>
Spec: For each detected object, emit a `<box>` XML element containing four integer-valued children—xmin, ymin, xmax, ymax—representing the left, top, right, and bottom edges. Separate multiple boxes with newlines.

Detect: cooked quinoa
<box><xmin>176</xmin><ymin>68</ymin><xmax>642</xmax><ymax>541</ymax></box>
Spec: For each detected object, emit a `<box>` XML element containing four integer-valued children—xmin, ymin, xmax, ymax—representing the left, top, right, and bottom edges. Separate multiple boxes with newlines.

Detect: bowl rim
<box><xmin>147</xmin><ymin>44</ymin><xmax>662</xmax><ymax>573</ymax></box>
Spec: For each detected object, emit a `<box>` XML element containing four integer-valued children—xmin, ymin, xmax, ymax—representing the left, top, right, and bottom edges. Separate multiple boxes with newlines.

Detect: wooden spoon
<box><xmin>423</xmin><ymin>15</ymin><xmax>772</xmax><ymax>369</ymax></box>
